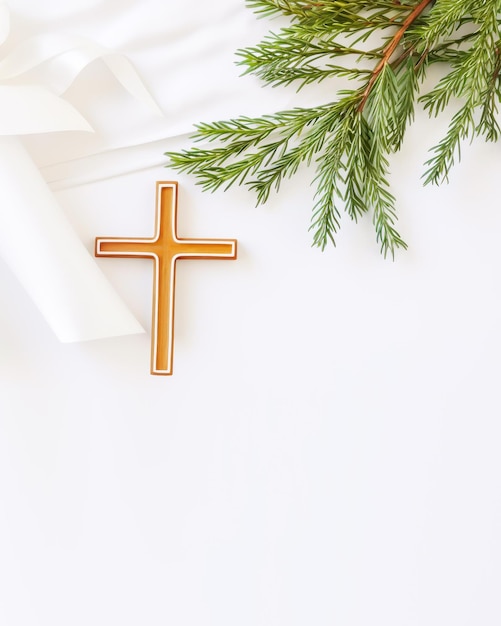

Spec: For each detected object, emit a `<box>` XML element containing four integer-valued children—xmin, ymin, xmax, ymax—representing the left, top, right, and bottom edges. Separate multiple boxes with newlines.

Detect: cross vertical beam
<box><xmin>95</xmin><ymin>181</ymin><xmax>237</xmax><ymax>375</ymax></box>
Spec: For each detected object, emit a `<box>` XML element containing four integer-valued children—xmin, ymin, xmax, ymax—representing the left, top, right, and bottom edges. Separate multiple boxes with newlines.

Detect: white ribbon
<box><xmin>0</xmin><ymin>136</ymin><xmax>143</xmax><ymax>342</ymax></box>
<box><xmin>0</xmin><ymin>3</ymin><xmax>164</xmax><ymax>342</ymax></box>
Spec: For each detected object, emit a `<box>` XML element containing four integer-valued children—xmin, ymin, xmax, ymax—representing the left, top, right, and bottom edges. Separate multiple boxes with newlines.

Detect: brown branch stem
<box><xmin>492</xmin><ymin>46</ymin><xmax>501</xmax><ymax>84</ymax></box>
<box><xmin>357</xmin><ymin>0</ymin><xmax>434</xmax><ymax>112</ymax></box>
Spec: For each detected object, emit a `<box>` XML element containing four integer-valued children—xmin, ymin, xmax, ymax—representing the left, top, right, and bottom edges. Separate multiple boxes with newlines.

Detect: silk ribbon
<box><xmin>0</xmin><ymin>3</ymin><xmax>163</xmax><ymax>342</ymax></box>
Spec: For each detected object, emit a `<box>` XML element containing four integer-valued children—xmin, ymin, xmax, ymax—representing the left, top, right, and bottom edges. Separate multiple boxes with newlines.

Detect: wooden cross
<box><xmin>95</xmin><ymin>181</ymin><xmax>237</xmax><ymax>375</ymax></box>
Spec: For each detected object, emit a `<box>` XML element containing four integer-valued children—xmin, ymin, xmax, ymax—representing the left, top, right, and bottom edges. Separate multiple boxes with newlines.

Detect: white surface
<box><xmin>1</xmin><ymin>2</ymin><xmax>501</xmax><ymax>626</ymax></box>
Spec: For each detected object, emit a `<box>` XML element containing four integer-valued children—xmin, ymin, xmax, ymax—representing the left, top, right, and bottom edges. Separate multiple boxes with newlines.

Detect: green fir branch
<box><xmin>166</xmin><ymin>0</ymin><xmax>501</xmax><ymax>257</ymax></box>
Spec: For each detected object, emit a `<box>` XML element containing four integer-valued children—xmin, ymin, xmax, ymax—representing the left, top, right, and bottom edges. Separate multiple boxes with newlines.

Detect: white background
<box><xmin>1</xmin><ymin>2</ymin><xmax>501</xmax><ymax>625</ymax></box>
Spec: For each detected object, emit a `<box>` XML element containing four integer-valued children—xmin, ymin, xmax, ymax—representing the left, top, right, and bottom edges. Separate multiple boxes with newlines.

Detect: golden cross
<box><xmin>95</xmin><ymin>181</ymin><xmax>237</xmax><ymax>375</ymax></box>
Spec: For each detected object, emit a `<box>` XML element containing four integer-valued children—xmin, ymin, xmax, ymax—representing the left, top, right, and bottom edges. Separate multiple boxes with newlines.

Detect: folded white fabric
<box><xmin>24</xmin><ymin>0</ymin><xmax>300</xmax><ymax>187</ymax></box>
<box><xmin>0</xmin><ymin>2</ymin><xmax>171</xmax><ymax>342</ymax></box>
<box><xmin>0</xmin><ymin>0</ymin><xmax>317</xmax><ymax>343</ymax></box>
<box><xmin>0</xmin><ymin>136</ymin><xmax>144</xmax><ymax>342</ymax></box>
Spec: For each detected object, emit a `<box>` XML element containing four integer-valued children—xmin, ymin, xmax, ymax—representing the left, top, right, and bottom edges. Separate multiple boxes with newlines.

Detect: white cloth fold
<box><xmin>0</xmin><ymin>33</ymin><xmax>162</xmax><ymax>112</ymax></box>
<box><xmin>0</xmin><ymin>2</ymin><xmax>171</xmax><ymax>342</ymax></box>
<box><xmin>24</xmin><ymin>1</ymin><xmax>337</xmax><ymax>190</ymax></box>
<box><xmin>0</xmin><ymin>137</ymin><xmax>144</xmax><ymax>342</ymax></box>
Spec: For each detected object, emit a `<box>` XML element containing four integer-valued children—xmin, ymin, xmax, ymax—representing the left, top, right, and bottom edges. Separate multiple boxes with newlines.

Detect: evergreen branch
<box><xmin>476</xmin><ymin>46</ymin><xmax>501</xmax><ymax>142</ymax></box>
<box><xmin>248</xmin><ymin>95</ymin><xmax>358</xmax><ymax>203</ymax></box>
<box><xmin>364</xmin><ymin>64</ymin><xmax>408</xmax><ymax>256</ymax></box>
<box><xmin>390</xmin><ymin>58</ymin><xmax>422</xmax><ymax>150</ymax></box>
<box><xmin>309</xmin><ymin>113</ymin><xmax>354</xmax><ymax>249</ymax></box>
<box><xmin>343</xmin><ymin>112</ymin><xmax>372</xmax><ymax>221</ymax></box>
<box><xmin>422</xmin><ymin>0</ymin><xmax>501</xmax><ymax>184</ymax></box>
<box><xmin>415</xmin><ymin>0</ymin><xmax>477</xmax><ymax>50</ymax></box>
<box><xmin>169</xmin><ymin>104</ymin><xmax>346</xmax><ymax>194</ymax></box>
<box><xmin>166</xmin><ymin>0</ymin><xmax>501</xmax><ymax>257</ymax></box>
<box><xmin>237</xmin><ymin>26</ymin><xmax>382</xmax><ymax>86</ymax></box>
<box><xmin>423</xmin><ymin>105</ymin><xmax>473</xmax><ymax>185</ymax></box>
<box><xmin>257</xmin><ymin>63</ymin><xmax>370</xmax><ymax>90</ymax></box>
<box><xmin>245</xmin><ymin>0</ymin><xmax>315</xmax><ymax>18</ymax></box>
<box><xmin>246</xmin><ymin>0</ymin><xmax>413</xmax><ymax>22</ymax></box>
